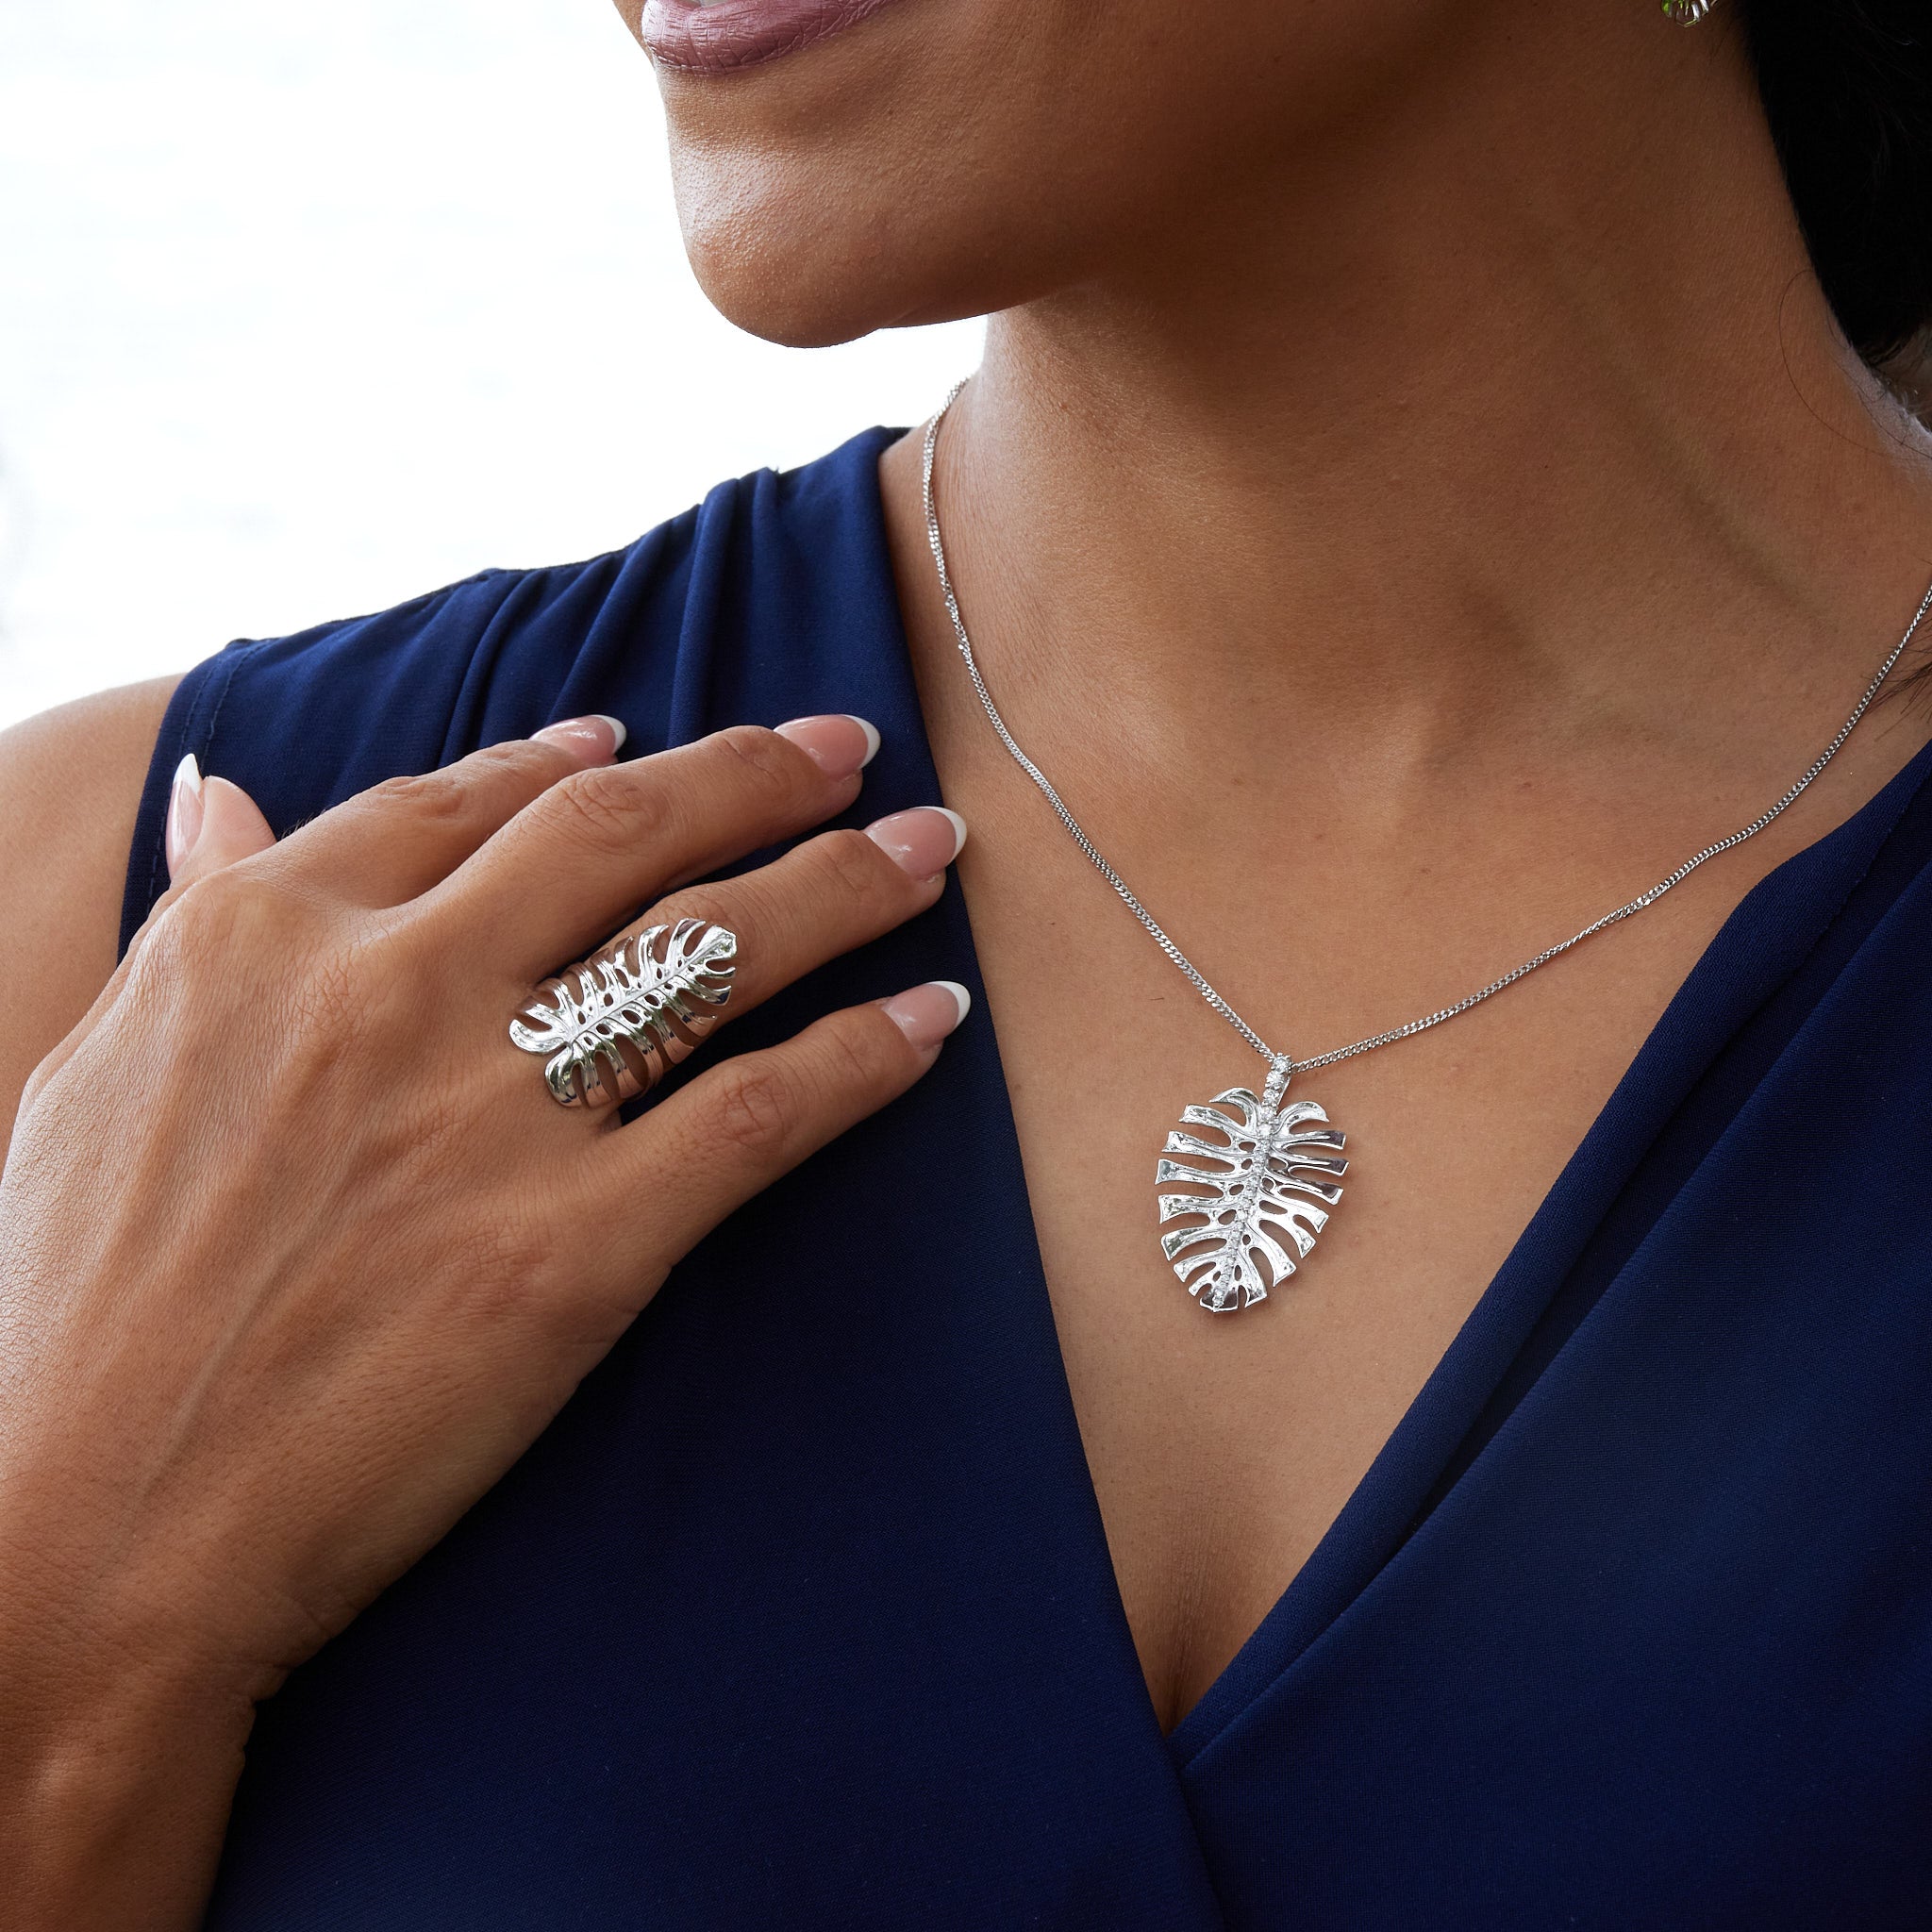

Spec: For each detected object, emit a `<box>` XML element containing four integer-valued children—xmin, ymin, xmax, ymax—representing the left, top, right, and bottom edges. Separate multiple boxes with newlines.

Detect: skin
<box><xmin>636</xmin><ymin>0</ymin><xmax>1932</xmax><ymax>1718</ymax></box>
<box><xmin>0</xmin><ymin>713</ymin><xmax>969</xmax><ymax>1925</ymax></box>
<box><xmin>2</xmin><ymin>0</ymin><xmax>1931</xmax><ymax>1919</ymax></box>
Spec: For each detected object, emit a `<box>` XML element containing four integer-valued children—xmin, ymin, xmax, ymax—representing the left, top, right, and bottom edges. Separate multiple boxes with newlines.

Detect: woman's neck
<box><xmin>890</xmin><ymin>0</ymin><xmax>1932</xmax><ymax>822</ymax></box>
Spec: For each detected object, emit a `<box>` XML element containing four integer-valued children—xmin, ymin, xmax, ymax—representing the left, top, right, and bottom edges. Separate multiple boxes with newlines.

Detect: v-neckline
<box><xmin>1150</xmin><ymin>732</ymin><xmax>1931</xmax><ymax>1759</ymax></box>
<box><xmin>847</xmin><ymin>423</ymin><xmax>1932</xmax><ymax>1767</ymax></box>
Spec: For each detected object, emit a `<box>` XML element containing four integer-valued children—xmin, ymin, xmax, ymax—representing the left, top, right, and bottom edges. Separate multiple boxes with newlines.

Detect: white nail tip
<box><xmin>933</xmin><ymin>807</ymin><xmax>968</xmax><ymax>859</ymax></box>
<box><xmin>173</xmin><ymin>751</ymin><xmax>203</xmax><ymax>796</ymax></box>
<box><xmin>591</xmin><ymin>714</ymin><xmax>629</xmax><ymax>752</ymax></box>
<box><xmin>843</xmin><ymin>715</ymin><xmax>882</xmax><ymax>768</ymax></box>
<box><xmin>933</xmin><ymin>980</ymin><xmax>973</xmax><ymax>1029</ymax></box>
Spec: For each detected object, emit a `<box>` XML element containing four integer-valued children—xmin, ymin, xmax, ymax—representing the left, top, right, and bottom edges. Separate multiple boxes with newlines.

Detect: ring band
<box><xmin>510</xmin><ymin>916</ymin><xmax>738</xmax><ymax>1108</ymax></box>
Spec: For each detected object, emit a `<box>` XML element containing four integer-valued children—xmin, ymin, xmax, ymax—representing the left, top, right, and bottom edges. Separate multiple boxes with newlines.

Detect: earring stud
<box><xmin>1661</xmin><ymin>0</ymin><xmax>1721</xmax><ymax>22</ymax></box>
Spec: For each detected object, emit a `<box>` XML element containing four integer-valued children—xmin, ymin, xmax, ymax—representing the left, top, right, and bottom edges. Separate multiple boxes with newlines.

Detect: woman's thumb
<box><xmin>164</xmin><ymin>755</ymin><xmax>277</xmax><ymax>886</ymax></box>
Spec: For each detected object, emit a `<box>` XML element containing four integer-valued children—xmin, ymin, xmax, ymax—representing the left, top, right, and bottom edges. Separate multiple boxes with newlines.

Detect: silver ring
<box><xmin>509</xmin><ymin>916</ymin><xmax>738</xmax><ymax>1108</ymax></box>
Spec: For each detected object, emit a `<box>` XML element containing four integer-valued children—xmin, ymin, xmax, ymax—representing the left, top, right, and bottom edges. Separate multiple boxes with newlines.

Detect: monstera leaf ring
<box><xmin>509</xmin><ymin>916</ymin><xmax>738</xmax><ymax>1108</ymax></box>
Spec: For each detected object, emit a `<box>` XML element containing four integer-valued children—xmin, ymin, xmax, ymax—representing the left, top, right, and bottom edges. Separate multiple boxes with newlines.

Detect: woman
<box><xmin>4</xmin><ymin>0</ymin><xmax>1931</xmax><ymax>1923</ymax></box>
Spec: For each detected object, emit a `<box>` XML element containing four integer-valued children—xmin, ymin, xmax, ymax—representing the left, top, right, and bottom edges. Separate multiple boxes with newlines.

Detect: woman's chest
<box><xmin>949</xmin><ymin>809</ymin><xmax>1805</xmax><ymax>1732</ymax></box>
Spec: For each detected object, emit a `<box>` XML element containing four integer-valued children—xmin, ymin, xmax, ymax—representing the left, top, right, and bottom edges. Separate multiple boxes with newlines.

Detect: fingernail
<box><xmin>774</xmin><ymin>714</ymin><xmax>880</xmax><ymax>779</ymax></box>
<box><xmin>533</xmin><ymin>714</ymin><xmax>626</xmax><ymax>760</ymax></box>
<box><xmin>865</xmin><ymin>806</ymin><xmax>967</xmax><ymax>879</ymax></box>
<box><xmin>881</xmin><ymin>979</ymin><xmax>973</xmax><ymax>1052</ymax></box>
<box><xmin>165</xmin><ymin>753</ymin><xmax>205</xmax><ymax>875</ymax></box>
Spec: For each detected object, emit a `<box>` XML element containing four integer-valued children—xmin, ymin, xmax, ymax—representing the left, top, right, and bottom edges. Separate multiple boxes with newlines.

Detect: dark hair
<box><xmin>1743</xmin><ymin>0</ymin><xmax>1932</xmax><ymax>371</ymax></box>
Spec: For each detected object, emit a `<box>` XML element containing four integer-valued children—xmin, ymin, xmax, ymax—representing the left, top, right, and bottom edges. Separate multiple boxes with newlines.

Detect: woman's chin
<box><xmin>645</xmin><ymin>0</ymin><xmax>1084</xmax><ymax>342</ymax></box>
<box><xmin>675</xmin><ymin>196</ymin><xmax>904</xmax><ymax>347</ymax></box>
<box><xmin>672</xmin><ymin>158</ymin><xmax>1008</xmax><ymax>347</ymax></box>
<box><xmin>688</xmin><ymin>263</ymin><xmax>893</xmax><ymax>351</ymax></box>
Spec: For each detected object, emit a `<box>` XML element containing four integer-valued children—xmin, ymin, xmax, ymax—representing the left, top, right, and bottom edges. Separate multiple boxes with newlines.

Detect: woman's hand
<box><xmin>0</xmin><ymin>712</ymin><xmax>968</xmax><ymax>1929</ymax></box>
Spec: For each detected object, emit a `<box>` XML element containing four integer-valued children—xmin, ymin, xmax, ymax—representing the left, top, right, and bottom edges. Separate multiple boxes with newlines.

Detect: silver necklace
<box><xmin>920</xmin><ymin>378</ymin><xmax>1932</xmax><ymax>1315</ymax></box>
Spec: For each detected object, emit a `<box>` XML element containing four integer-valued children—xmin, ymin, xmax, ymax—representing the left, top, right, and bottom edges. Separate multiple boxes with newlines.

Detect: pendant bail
<box><xmin>1261</xmin><ymin>1053</ymin><xmax>1293</xmax><ymax>1110</ymax></box>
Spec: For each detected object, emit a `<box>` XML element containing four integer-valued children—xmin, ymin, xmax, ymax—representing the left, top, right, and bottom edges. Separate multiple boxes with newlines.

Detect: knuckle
<box><xmin>120</xmin><ymin>872</ymin><xmax>422</xmax><ymax>1116</ymax></box>
<box><xmin>122</xmin><ymin>907</ymin><xmax>210</xmax><ymax>1009</ymax></box>
<box><xmin>709</xmin><ymin>1058</ymin><xmax>800</xmax><ymax>1156</ymax></box>
<box><xmin>454</xmin><ymin>1210</ymin><xmax>558</xmax><ymax>1321</ymax></box>
<box><xmin>15</xmin><ymin>1055</ymin><xmax>56</xmax><ymax>1122</ymax></box>
<box><xmin>471</xmin><ymin>739</ymin><xmax>551</xmax><ymax>776</ymax></box>
<box><xmin>462</xmin><ymin>740</ymin><xmax>560</xmax><ymax>794</ymax></box>
<box><xmin>129</xmin><ymin>873</ymin><xmax>376</xmax><ymax>1060</ymax></box>
<box><xmin>818</xmin><ymin>1012</ymin><xmax>895</xmax><ymax>1091</ymax></box>
<box><xmin>712</xmin><ymin>723</ymin><xmax>801</xmax><ymax>794</ymax></box>
<box><xmin>652</xmin><ymin>880</ymin><xmax>738</xmax><ymax>937</ymax></box>
<box><xmin>811</xmin><ymin>827</ymin><xmax>891</xmax><ymax>908</ymax></box>
<box><xmin>542</xmin><ymin>762</ymin><xmax>665</xmax><ymax>858</ymax></box>
<box><xmin>148</xmin><ymin>869</ymin><xmax>276</xmax><ymax>971</ymax></box>
<box><xmin>367</xmin><ymin>768</ymin><xmax>471</xmax><ymax>824</ymax></box>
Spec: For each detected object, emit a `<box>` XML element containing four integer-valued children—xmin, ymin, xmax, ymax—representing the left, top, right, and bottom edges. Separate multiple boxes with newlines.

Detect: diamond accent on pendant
<box><xmin>1156</xmin><ymin>1058</ymin><xmax>1349</xmax><ymax>1313</ymax></box>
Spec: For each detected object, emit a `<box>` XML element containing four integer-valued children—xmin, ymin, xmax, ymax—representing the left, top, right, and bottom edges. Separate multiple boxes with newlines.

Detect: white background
<box><xmin>0</xmin><ymin>0</ymin><xmax>984</xmax><ymax>728</ymax></box>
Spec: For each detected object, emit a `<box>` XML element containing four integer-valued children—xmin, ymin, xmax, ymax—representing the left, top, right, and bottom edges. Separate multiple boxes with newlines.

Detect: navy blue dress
<box><xmin>122</xmin><ymin>428</ymin><xmax>1932</xmax><ymax>1929</ymax></box>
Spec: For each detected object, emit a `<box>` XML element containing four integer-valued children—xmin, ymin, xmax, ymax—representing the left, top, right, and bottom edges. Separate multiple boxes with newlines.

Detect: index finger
<box><xmin>260</xmin><ymin>714</ymin><xmax>627</xmax><ymax>907</ymax></box>
<box><xmin>426</xmin><ymin>714</ymin><xmax>880</xmax><ymax>985</ymax></box>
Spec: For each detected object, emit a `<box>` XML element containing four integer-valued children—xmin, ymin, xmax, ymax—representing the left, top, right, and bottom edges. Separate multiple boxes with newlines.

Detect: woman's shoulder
<box><xmin>168</xmin><ymin>425</ymin><xmax>897</xmax><ymax>763</ymax></box>
<box><xmin>118</xmin><ymin>425</ymin><xmax>908</xmax><ymax>953</ymax></box>
<box><xmin>0</xmin><ymin>425</ymin><xmax>910</xmax><ymax>1132</ymax></box>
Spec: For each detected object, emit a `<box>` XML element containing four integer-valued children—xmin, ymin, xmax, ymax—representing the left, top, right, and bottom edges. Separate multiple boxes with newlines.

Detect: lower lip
<box><xmin>641</xmin><ymin>0</ymin><xmax>909</xmax><ymax>75</ymax></box>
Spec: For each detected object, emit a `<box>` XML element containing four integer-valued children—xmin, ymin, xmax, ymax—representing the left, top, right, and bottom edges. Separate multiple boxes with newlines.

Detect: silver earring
<box><xmin>1661</xmin><ymin>0</ymin><xmax>1721</xmax><ymax>22</ymax></box>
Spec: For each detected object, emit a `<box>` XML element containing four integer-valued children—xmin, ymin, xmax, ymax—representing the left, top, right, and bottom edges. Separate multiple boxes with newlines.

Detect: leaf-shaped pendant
<box><xmin>509</xmin><ymin>916</ymin><xmax>737</xmax><ymax>1108</ymax></box>
<box><xmin>1156</xmin><ymin>1057</ymin><xmax>1348</xmax><ymax>1313</ymax></box>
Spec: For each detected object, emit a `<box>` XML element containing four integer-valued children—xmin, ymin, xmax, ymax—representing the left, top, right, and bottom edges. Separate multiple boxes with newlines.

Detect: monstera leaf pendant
<box><xmin>1156</xmin><ymin>1056</ymin><xmax>1348</xmax><ymax>1313</ymax></box>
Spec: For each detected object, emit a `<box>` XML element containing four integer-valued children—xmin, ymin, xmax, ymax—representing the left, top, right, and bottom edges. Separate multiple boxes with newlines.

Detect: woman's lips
<box><xmin>641</xmin><ymin>0</ymin><xmax>910</xmax><ymax>75</ymax></box>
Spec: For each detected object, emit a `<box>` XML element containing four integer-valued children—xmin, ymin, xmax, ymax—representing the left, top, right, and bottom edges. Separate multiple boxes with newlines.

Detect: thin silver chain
<box><xmin>921</xmin><ymin>377</ymin><xmax>1932</xmax><ymax>1075</ymax></box>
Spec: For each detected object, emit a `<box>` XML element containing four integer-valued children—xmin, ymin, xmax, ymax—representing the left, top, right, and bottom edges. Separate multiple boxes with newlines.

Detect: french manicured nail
<box><xmin>165</xmin><ymin>753</ymin><xmax>205</xmax><ymax>875</ymax></box>
<box><xmin>533</xmin><ymin>714</ymin><xmax>626</xmax><ymax>759</ymax></box>
<box><xmin>774</xmin><ymin>713</ymin><xmax>880</xmax><ymax>779</ymax></box>
<box><xmin>881</xmin><ymin>980</ymin><xmax>973</xmax><ymax>1052</ymax></box>
<box><xmin>866</xmin><ymin>806</ymin><xmax>968</xmax><ymax>879</ymax></box>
